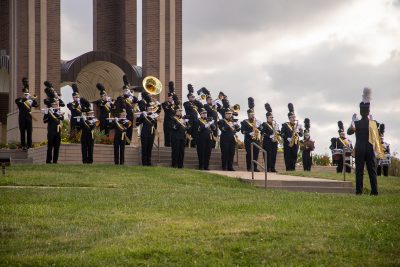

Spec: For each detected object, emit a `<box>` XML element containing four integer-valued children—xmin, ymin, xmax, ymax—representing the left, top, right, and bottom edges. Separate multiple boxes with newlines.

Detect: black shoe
<box><xmin>247</xmin><ymin>168</ymin><xmax>251</xmax><ymax>172</ymax></box>
<box><xmin>271</xmin><ymin>169</ymin><xmax>277</xmax><ymax>172</ymax></box>
<box><xmin>228</xmin><ymin>168</ymin><xmax>235</xmax><ymax>171</ymax></box>
<box><xmin>254</xmin><ymin>169</ymin><xmax>260</xmax><ymax>172</ymax></box>
<box><xmin>22</xmin><ymin>147</ymin><xmax>27</xmax><ymax>151</ymax></box>
<box><xmin>204</xmin><ymin>168</ymin><xmax>210</xmax><ymax>171</ymax></box>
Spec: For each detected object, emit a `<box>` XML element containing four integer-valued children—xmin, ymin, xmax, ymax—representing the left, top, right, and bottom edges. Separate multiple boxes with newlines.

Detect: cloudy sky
<box><xmin>61</xmin><ymin>0</ymin><xmax>400</xmax><ymax>155</ymax></box>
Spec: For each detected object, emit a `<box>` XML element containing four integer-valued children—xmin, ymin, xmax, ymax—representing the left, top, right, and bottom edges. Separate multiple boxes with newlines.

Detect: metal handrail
<box><xmin>342</xmin><ymin>149</ymin><xmax>355</xmax><ymax>181</ymax></box>
<box><xmin>251</xmin><ymin>142</ymin><xmax>268</xmax><ymax>189</ymax></box>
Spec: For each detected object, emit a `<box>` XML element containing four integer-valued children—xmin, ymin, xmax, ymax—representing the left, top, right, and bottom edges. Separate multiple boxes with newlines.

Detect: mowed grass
<box><xmin>0</xmin><ymin>165</ymin><xmax>399</xmax><ymax>266</ymax></box>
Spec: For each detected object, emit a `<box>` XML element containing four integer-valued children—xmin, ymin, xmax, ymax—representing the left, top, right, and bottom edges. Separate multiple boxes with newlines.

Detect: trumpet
<box><xmin>232</xmin><ymin>104</ymin><xmax>240</xmax><ymax>113</ymax></box>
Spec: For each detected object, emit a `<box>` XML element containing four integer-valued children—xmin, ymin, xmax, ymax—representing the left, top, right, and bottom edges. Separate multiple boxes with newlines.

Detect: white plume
<box><xmin>362</xmin><ymin>87</ymin><xmax>372</xmax><ymax>103</ymax></box>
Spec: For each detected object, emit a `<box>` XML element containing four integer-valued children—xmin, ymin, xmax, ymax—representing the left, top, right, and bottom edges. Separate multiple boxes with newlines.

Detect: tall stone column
<box><xmin>7</xmin><ymin>0</ymin><xmax>60</xmax><ymax>143</ymax></box>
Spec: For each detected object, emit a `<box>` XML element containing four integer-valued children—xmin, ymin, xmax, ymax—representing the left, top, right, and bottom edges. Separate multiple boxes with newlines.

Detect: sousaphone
<box><xmin>142</xmin><ymin>76</ymin><xmax>163</xmax><ymax>95</ymax></box>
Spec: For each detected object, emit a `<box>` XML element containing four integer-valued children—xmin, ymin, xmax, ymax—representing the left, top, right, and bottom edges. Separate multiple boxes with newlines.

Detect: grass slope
<box><xmin>0</xmin><ymin>165</ymin><xmax>399</xmax><ymax>266</ymax></box>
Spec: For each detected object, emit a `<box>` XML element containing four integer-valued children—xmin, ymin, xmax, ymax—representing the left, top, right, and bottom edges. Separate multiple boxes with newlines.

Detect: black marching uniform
<box><xmin>136</xmin><ymin>112</ymin><xmax>158</xmax><ymax>166</ymax></box>
<box><xmin>204</xmin><ymin>102</ymin><xmax>219</xmax><ymax>148</ymax></box>
<box><xmin>122</xmin><ymin>95</ymin><xmax>138</xmax><ymax>144</ymax></box>
<box><xmin>109</xmin><ymin>118</ymin><xmax>130</xmax><ymax>165</ymax></box>
<box><xmin>162</xmin><ymin>100</ymin><xmax>175</xmax><ymax>147</ymax></box>
<box><xmin>15</xmin><ymin>92</ymin><xmax>38</xmax><ymax>149</ymax></box>
<box><xmin>347</xmin><ymin>89</ymin><xmax>381</xmax><ymax>195</ymax></box>
<box><xmin>218</xmin><ymin>118</ymin><xmax>240</xmax><ymax>171</ymax></box>
<box><xmin>281</xmin><ymin>122</ymin><xmax>303</xmax><ymax>171</ymax></box>
<box><xmin>241</xmin><ymin>118</ymin><xmax>262</xmax><ymax>171</ymax></box>
<box><xmin>197</xmin><ymin>117</ymin><xmax>216</xmax><ymax>170</ymax></box>
<box><xmin>79</xmin><ymin>116</ymin><xmax>97</xmax><ymax>164</ymax></box>
<box><xmin>93</xmin><ymin>83</ymin><xmax>112</xmax><ymax>135</ymax></box>
<box><xmin>43</xmin><ymin>109</ymin><xmax>64</xmax><ymax>164</ymax></box>
<box><xmin>171</xmin><ymin>115</ymin><xmax>190</xmax><ymax>168</ymax></box>
<box><xmin>260</xmin><ymin>122</ymin><xmax>279</xmax><ymax>172</ymax></box>
<box><xmin>184</xmin><ymin>100</ymin><xmax>202</xmax><ymax>147</ymax></box>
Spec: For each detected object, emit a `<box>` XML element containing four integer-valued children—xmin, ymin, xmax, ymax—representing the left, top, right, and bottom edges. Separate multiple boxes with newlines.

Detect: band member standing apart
<box><xmin>184</xmin><ymin>84</ymin><xmax>203</xmax><ymax>147</ymax></box>
<box><xmin>377</xmin><ymin>124</ymin><xmax>390</xmax><ymax>177</ymax></box>
<box><xmin>218</xmin><ymin>108</ymin><xmax>240</xmax><ymax>171</ymax></box>
<box><xmin>161</xmin><ymin>81</ymin><xmax>176</xmax><ymax>147</ymax></box>
<box><xmin>93</xmin><ymin>83</ymin><xmax>113</xmax><ymax>135</ymax></box>
<box><xmin>108</xmin><ymin>110</ymin><xmax>131</xmax><ymax>165</ymax></box>
<box><xmin>260</xmin><ymin>103</ymin><xmax>280</xmax><ymax>172</ymax></box>
<box><xmin>43</xmin><ymin>99</ymin><xmax>64</xmax><ymax>164</ymax></box>
<box><xmin>300</xmin><ymin>118</ymin><xmax>315</xmax><ymax>171</ymax></box>
<box><xmin>197</xmin><ymin>108</ymin><xmax>216</xmax><ymax>170</ymax></box>
<box><xmin>241</xmin><ymin>97</ymin><xmax>262</xmax><ymax>172</ymax></box>
<box><xmin>204</xmin><ymin>95</ymin><xmax>219</xmax><ymax>148</ymax></box>
<box><xmin>78</xmin><ymin>110</ymin><xmax>98</xmax><ymax>164</ymax></box>
<box><xmin>281</xmin><ymin>103</ymin><xmax>303</xmax><ymax>171</ymax></box>
<box><xmin>348</xmin><ymin>88</ymin><xmax>383</xmax><ymax>195</ymax></box>
<box><xmin>67</xmin><ymin>84</ymin><xmax>91</xmax><ymax>140</ymax></box>
<box><xmin>171</xmin><ymin>105</ymin><xmax>190</xmax><ymax>168</ymax></box>
<box><xmin>136</xmin><ymin>103</ymin><xmax>159</xmax><ymax>166</ymax></box>
<box><xmin>330</xmin><ymin>121</ymin><xmax>353</xmax><ymax>173</ymax></box>
<box><xmin>15</xmin><ymin>78</ymin><xmax>38</xmax><ymax>150</ymax></box>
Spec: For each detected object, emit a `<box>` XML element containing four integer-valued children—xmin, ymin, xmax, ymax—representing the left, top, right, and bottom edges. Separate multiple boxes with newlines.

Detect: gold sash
<box><xmin>369</xmin><ymin>120</ymin><xmax>384</xmax><ymax>159</ymax></box>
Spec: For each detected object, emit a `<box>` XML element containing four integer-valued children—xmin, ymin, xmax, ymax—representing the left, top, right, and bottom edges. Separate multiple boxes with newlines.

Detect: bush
<box><xmin>389</xmin><ymin>153</ymin><xmax>400</xmax><ymax>177</ymax></box>
<box><xmin>313</xmin><ymin>154</ymin><xmax>331</xmax><ymax>166</ymax></box>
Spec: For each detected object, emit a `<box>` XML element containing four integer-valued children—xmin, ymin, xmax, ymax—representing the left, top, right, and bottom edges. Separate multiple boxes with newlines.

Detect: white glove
<box><xmin>274</xmin><ymin>123</ymin><xmax>279</xmax><ymax>131</ymax></box>
<box><xmin>368</xmin><ymin>114</ymin><xmax>373</xmax><ymax>120</ymax></box>
<box><xmin>185</xmin><ymin>119</ymin><xmax>189</xmax><ymax>123</ymax></box>
<box><xmin>142</xmin><ymin>111</ymin><xmax>147</xmax><ymax>117</ymax></box>
<box><xmin>44</xmin><ymin>109</ymin><xmax>48</xmax><ymax>115</ymax></box>
<box><xmin>77</xmin><ymin>117</ymin><xmax>80</xmax><ymax>122</ymax></box>
<box><xmin>270</xmin><ymin>134</ymin><xmax>274</xmax><ymax>139</ymax></box>
<box><xmin>296</xmin><ymin>124</ymin><xmax>302</xmax><ymax>132</ymax></box>
<box><xmin>205</xmin><ymin>123</ymin><xmax>210</xmax><ymax>128</ymax></box>
<box><xmin>151</xmin><ymin>113</ymin><xmax>159</xmax><ymax>119</ymax></box>
<box><xmin>234</xmin><ymin>121</ymin><xmax>239</xmax><ymax>126</ymax></box>
<box><xmin>250</xmin><ymin>132</ymin><xmax>255</xmax><ymax>137</ymax></box>
<box><xmin>156</xmin><ymin>101</ymin><xmax>161</xmax><ymax>105</ymax></box>
<box><xmin>287</xmin><ymin>137</ymin><xmax>292</xmax><ymax>142</ymax></box>
<box><xmin>256</xmin><ymin>120</ymin><xmax>262</xmax><ymax>128</ymax></box>
<box><xmin>209</xmin><ymin>120</ymin><xmax>215</xmax><ymax>125</ymax></box>
<box><xmin>352</xmin><ymin>113</ymin><xmax>358</xmax><ymax>122</ymax></box>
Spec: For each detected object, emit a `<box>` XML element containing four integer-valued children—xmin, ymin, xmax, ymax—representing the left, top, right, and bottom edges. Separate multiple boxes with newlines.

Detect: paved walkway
<box><xmin>208</xmin><ymin>170</ymin><xmax>341</xmax><ymax>183</ymax></box>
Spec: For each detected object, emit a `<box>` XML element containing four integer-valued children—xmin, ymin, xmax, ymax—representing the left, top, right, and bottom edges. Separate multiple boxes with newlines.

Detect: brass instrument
<box><xmin>142</xmin><ymin>76</ymin><xmax>163</xmax><ymax>95</ymax></box>
<box><xmin>289</xmin><ymin>120</ymin><xmax>299</xmax><ymax>148</ymax></box>
<box><xmin>232</xmin><ymin>104</ymin><xmax>240</xmax><ymax>113</ymax></box>
<box><xmin>272</xmin><ymin>120</ymin><xmax>282</xmax><ymax>144</ymax></box>
<box><xmin>300</xmin><ymin>139</ymin><xmax>315</xmax><ymax>151</ymax></box>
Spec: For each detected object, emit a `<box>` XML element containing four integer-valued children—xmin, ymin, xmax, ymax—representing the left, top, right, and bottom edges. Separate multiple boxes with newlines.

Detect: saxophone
<box><xmin>272</xmin><ymin>120</ymin><xmax>282</xmax><ymax>144</ymax></box>
<box><xmin>252</xmin><ymin>120</ymin><xmax>262</xmax><ymax>142</ymax></box>
<box><xmin>289</xmin><ymin>120</ymin><xmax>299</xmax><ymax>148</ymax></box>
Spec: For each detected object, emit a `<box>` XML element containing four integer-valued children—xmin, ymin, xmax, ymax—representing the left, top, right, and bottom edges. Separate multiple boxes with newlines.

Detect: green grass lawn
<box><xmin>1</xmin><ymin>165</ymin><xmax>399</xmax><ymax>266</ymax></box>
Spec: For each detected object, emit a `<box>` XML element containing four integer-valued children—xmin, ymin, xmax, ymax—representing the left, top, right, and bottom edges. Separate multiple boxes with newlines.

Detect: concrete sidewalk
<box><xmin>208</xmin><ymin>170</ymin><xmax>354</xmax><ymax>194</ymax></box>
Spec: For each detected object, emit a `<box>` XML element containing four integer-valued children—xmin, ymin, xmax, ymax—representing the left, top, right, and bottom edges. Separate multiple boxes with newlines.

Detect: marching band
<box><xmin>14</xmin><ymin>76</ymin><xmax>392</xmax><ymax>194</ymax></box>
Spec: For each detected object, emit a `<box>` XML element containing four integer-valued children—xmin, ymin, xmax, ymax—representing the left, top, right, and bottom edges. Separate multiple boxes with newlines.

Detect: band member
<box><xmin>43</xmin><ymin>99</ymin><xmax>64</xmax><ymax>164</ymax></box>
<box><xmin>348</xmin><ymin>88</ymin><xmax>383</xmax><ymax>195</ymax></box>
<box><xmin>117</xmin><ymin>75</ymin><xmax>139</xmax><ymax>144</ymax></box>
<box><xmin>197</xmin><ymin>108</ymin><xmax>216</xmax><ymax>170</ymax></box>
<box><xmin>204</xmin><ymin>95</ymin><xmax>219</xmax><ymax>148</ymax></box>
<box><xmin>330</xmin><ymin>121</ymin><xmax>353</xmax><ymax>173</ymax></box>
<box><xmin>260</xmin><ymin>103</ymin><xmax>280</xmax><ymax>172</ymax></box>
<box><xmin>300</xmin><ymin>118</ymin><xmax>315</xmax><ymax>171</ymax></box>
<box><xmin>93</xmin><ymin>83</ymin><xmax>113</xmax><ymax>135</ymax></box>
<box><xmin>67</xmin><ymin>84</ymin><xmax>91</xmax><ymax>139</ymax></box>
<box><xmin>78</xmin><ymin>110</ymin><xmax>98</xmax><ymax>164</ymax></box>
<box><xmin>108</xmin><ymin>110</ymin><xmax>131</xmax><ymax>165</ymax></box>
<box><xmin>377</xmin><ymin>124</ymin><xmax>390</xmax><ymax>177</ymax></box>
<box><xmin>216</xmin><ymin>92</ymin><xmax>227</xmax><ymax>118</ymax></box>
<box><xmin>171</xmin><ymin>105</ymin><xmax>190</xmax><ymax>168</ymax></box>
<box><xmin>161</xmin><ymin>81</ymin><xmax>176</xmax><ymax>147</ymax></box>
<box><xmin>184</xmin><ymin>84</ymin><xmax>203</xmax><ymax>147</ymax></box>
<box><xmin>281</xmin><ymin>103</ymin><xmax>303</xmax><ymax>171</ymax></box>
<box><xmin>15</xmin><ymin>78</ymin><xmax>38</xmax><ymax>150</ymax></box>
<box><xmin>218</xmin><ymin>109</ymin><xmax>240</xmax><ymax>171</ymax></box>
<box><xmin>136</xmin><ymin>104</ymin><xmax>159</xmax><ymax>166</ymax></box>
<box><xmin>241</xmin><ymin>97</ymin><xmax>262</xmax><ymax>172</ymax></box>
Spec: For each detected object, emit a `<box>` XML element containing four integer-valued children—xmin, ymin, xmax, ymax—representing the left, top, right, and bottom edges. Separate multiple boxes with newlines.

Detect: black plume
<box><xmin>96</xmin><ymin>83</ymin><xmax>105</xmax><ymax>92</ymax></box>
<box><xmin>71</xmin><ymin>84</ymin><xmax>79</xmax><ymax>94</ymax></box>
<box><xmin>379</xmin><ymin>123</ymin><xmax>385</xmax><ymax>135</ymax></box>
<box><xmin>22</xmin><ymin>77</ymin><xmax>29</xmax><ymax>89</ymax></box>
<box><xmin>44</xmin><ymin>81</ymin><xmax>53</xmax><ymax>88</ymax></box>
<box><xmin>248</xmin><ymin>97</ymin><xmax>255</xmax><ymax>109</ymax></box>
<box><xmin>338</xmin><ymin>121</ymin><xmax>344</xmax><ymax>131</ymax></box>
<box><xmin>222</xmin><ymin>98</ymin><xmax>230</xmax><ymax>109</ymax></box>
<box><xmin>264</xmin><ymin>103</ymin><xmax>272</xmax><ymax>112</ymax></box>
<box><xmin>288</xmin><ymin>103</ymin><xmax>294</xmax><ymax>113</ymax></box>
<box><xmin>304</xmin><ymin>118</ymin><xmax>310</xmax><ymax>130</ymax></box>
<box><xmin>188</xmin><ymin>84</ymin><xmax>194</xmax><ymax>94</ymax></box>
<box><xmin>331</xmin><ymin>137</ymin><xmax>336</xmax><ymax>143</ymax></box>
<box><xmin>123</xmin><ymin>75</ymin><xmax>130</xmax><ymax>86</ymax></box>
<box><xmin>168</xmin><ymin>81</ymin><xmax>175</xmax><ymax>94</ymax></box>
<box><xmin>172</xmin><ymin>94</ymin><xmax>179</xmax><ymax>103</ymax></box>
<box><xmin>80</xmin><ymin>98</ymin><xmax>91</xmax><ymax>111</ymax></box>
<box><xmin>202</xmin><ymin>87</ymin><xmax>210</xmax><ymax>96</ymax></box>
